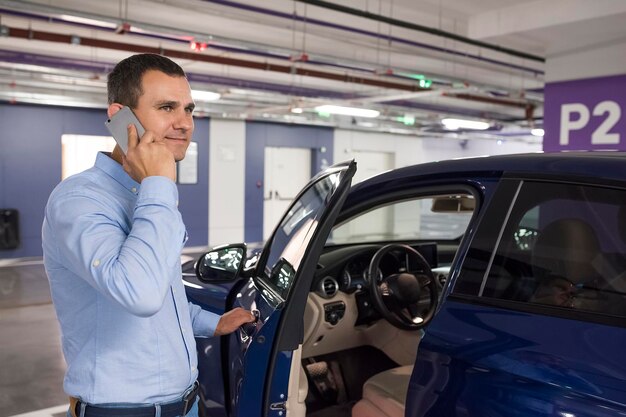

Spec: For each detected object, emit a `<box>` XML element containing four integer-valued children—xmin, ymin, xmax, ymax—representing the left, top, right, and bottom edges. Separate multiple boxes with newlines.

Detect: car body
<box><xmin>183</xmin><ymin>152</ymin><xmax>626</xmax><ymax>417</ymax></box>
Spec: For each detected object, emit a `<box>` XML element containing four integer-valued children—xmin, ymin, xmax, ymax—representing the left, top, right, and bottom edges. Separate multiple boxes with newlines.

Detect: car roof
<box><xmin>356</xmin><ymin>151</ymin><xmax>626</xmax><ymax>187</ymax></box>
<box><xmin>341</xmin><ymin>152</ymin><xmax>626</xmax><ymax>213</ymax></box>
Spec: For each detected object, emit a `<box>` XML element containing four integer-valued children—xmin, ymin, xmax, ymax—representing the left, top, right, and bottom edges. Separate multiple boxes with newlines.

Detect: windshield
<box><xmin>328</xmin><ymin>194</ymin><xmax>474</xmax><ymax>245</ymax></box>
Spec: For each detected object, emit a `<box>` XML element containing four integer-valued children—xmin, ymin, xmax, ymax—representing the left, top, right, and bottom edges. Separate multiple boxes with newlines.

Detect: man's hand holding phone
<box><xmin>105</xmin><ymin>106</ymin><xmax>176</xmax><ymax>183</ymax></box>
<box><xmin>123</xmin><ymin>124</ymin><xmax>176</xmax><ymax>183</ymax></box>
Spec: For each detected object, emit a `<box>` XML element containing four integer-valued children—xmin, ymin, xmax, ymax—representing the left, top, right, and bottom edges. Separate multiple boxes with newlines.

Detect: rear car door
<box><xmin>187</xmin><ymin>160</ymin><xmax>356</xmax><ymax>417</ymax></box>
<box><xmin>408</xmin><ymin>178</ymin><xmax>626</xmax><ymax>416</ymax></box>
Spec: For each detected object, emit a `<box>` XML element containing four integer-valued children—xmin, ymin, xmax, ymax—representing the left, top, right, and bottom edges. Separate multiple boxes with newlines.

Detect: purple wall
<box><xmin>544</xmin><ymin>74</ymin><xmax>626</xmax><ymax>152</ymax></box>
<box><xmin>0</xmin><ymin>103</ymin><xmax>209</xmax><ymax>258</ymax></box>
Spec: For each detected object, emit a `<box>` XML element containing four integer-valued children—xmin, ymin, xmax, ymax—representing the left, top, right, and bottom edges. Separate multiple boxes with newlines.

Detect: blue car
<box><xmin>183</xmin><ymin>153</ymin><xmax>626</xmax><ymax>417</ymax></box>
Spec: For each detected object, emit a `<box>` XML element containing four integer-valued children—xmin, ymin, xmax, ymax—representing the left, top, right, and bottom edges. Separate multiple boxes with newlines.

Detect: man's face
<box><xmin>133</xmin><ymin>70</ymin><xmax>195</xmax><ymax>162</ymax></box>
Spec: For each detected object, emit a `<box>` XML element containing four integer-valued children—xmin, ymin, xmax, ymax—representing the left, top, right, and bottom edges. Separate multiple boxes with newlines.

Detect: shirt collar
<box><xmin>95</xmin><ymin>152</ymin><xmax>140</xmax><ymax>195</ymax></box>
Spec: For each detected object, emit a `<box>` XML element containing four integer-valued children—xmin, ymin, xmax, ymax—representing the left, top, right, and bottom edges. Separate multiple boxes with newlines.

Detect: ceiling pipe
<box><xmin>0</xmin><ymin>49</ymin><xmax>357</xmax><ymax>100</ymax></box>
<box><xmin>0</xmin><ymin>39</ymin><xmax>532</xmax><ymax>122</ymax></box>
<box><xmin>0</xmin><ymin>4</ymin><xmax>542</xmax><ymax>87</ymax></box>
<box><xmin>294</xmin><ymin>0</ymin><xmax>543</xmax><ymax>62</ymax></box>
<box><xmin>4</xmin><ymin>26</ymin><xmax>430</xmax><ymax>93</ymax></box>
<box><xmin>1</xmin><ymin>49</ymin><xmax>520</xmax><ymax>121</ymax></box>
<box><xmin>201</xmin><ymin>0</ymin><xmax>544</xmax><ymax>75</ymax></box>
<box><xmin>443</xmin><ymin>92</ymin><xmax>532</xmax><ymax>109</ymax></box>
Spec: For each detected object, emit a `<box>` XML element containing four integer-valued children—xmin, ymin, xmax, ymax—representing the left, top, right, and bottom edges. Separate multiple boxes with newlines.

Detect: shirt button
<box><xmin>92</xmin><ymin>259</ymin><xmax>100</xmax><ymax>267</ymax></box>
<box><xmin>131</xmin><ymin>187</ymin><xmax>137</xmax><ymax>193</ymax></box>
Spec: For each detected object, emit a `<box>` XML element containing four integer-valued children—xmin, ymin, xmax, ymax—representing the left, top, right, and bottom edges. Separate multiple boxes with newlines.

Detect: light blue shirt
<box><xmin>42</xmin><ymin>152</ymin><xmax>219</xmax><ymax>405</ymax></box>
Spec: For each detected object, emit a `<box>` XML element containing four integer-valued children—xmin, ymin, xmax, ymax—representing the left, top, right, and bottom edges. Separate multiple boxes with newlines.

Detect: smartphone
<box><xmin>105</xmin><ymin>106</ymin><xmax>145</xmax><ymax>154</ymax></box>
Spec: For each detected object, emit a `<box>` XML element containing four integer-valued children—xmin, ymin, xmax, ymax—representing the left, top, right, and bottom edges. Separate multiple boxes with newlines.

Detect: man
<box><xmin>42</xmin><ymin>54</ymin><xmax>255</xmax><ymax>417</ymax></box>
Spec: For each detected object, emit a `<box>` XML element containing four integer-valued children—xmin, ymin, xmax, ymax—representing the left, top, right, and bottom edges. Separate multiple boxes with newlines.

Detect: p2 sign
<box><xmin>544</xmin><ymin>74</ymin><xmax>626</xmax><ymax>152</ymax></box>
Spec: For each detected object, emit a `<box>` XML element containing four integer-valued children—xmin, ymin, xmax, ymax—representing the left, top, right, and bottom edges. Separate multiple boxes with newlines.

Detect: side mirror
<box><xmin>196</xmin><ymin>244</ymin><xmax>246</xmax><ymax>282</ymax></box>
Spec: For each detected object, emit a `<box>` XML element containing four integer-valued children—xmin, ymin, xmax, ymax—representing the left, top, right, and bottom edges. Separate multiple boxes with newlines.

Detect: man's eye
<box><xmin>161</xmin><ymin>106</ymin><xmax>173</xmax><ymax>112</ymax></box>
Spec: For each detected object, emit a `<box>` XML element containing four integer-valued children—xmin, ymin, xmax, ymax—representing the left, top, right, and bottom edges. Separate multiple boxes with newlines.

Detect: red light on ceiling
<box><xmin>289</xmin><ymin>53</ymin><xmax>309</xmax><ymax>62</ymax></box>
<box><xmin>189</xmin><ymin>41</ymin><xmax>207</xmax><ymax>52</ymax></box>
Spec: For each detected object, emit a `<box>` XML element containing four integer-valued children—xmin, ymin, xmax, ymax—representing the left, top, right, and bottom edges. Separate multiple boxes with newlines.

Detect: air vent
<box><xmin>318</xmin><ymin>277</ymin><xmax>338</xmax><ymax>298</ymax></box>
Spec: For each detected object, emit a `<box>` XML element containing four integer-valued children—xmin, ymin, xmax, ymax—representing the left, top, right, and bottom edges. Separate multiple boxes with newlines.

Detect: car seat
<box><xmin>351</xmin><ymin>365</ymin><xmax>413</xmax><ymax>417</ymax></box>
<box><xmin>531</xmin><ymin>217</ymin><xmax>601</xmax><ymax>286</ymax></box>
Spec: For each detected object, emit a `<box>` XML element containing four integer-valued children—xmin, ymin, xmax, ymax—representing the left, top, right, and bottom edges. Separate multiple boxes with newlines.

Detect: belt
<box><xmin>71</xmin><ymin>382</ymin><xmax>199</xmax><ymax>417</ymax></box>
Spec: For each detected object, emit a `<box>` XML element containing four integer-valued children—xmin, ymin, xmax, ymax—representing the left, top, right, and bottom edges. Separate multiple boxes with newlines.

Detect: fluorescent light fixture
<box><xmin>314</xmin><ymin>105</ymin><xmax>380</xmax><ymax>118</ymax></box>
<box><xmin>357</xmin><ymin>121</ymin><xmax>376</xmax><ymax>128</ymax></box>
<box><xmin>531</xmin><ymin>128</ymin><xmax>545</xmax><ymax>137</ymax></box>
<box><xmin>291</xmin><ymin>107</ymin><xmax>303</xmax><ymax>113</ymax></box>
<box><xmin>191</xmin><ymin>90</ymin><xmax>221</xmax><ymax>101</ymax></box>
<box><xmin>442</xmin><ymin>118</ymin><xmax>490</xmax><ymax>130</ymax></box>
<box><xmin>59</xmin><ymin>15</ymin><xmax>117</xmax><ymax>29</ymax></box>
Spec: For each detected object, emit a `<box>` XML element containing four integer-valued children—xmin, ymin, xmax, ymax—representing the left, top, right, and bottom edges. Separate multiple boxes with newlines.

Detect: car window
<box><xmin>463</xmin><ymin>181</ymin><xmax>626</xmax><ymax>318</ymax></box>
<box><xmin>328</xmin><ymin>194</ymin><xmax>474</xmax><ymax>245</ymax></box>
<box><xmin>259</xmin><ymin>171</ymin><xmax>341</xmax><ymax>300</ymax></box>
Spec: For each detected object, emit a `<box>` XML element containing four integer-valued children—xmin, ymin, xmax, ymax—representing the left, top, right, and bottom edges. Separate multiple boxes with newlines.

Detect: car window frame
<box><xmin>252</xmin><ymin>163</ymin><xmax>355</xmax><ymax>308</ymax></box>
<box><xmin>450</xmin><ymin>176</ymin><xmax>626</xmax><ymax>328</ymax></box>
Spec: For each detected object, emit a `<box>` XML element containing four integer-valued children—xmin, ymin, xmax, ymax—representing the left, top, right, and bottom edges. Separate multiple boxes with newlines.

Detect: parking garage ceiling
<box><xmin>0</xmin><ymin>0</ymin><xmax>625</xmax><ymax>142</ymax></box>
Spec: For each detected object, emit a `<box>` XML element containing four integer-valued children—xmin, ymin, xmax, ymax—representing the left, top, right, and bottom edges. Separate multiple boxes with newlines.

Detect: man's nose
<box><xmin>173</xmin><ymin>110</ymin><xmax>193</xmax><ymax>131</ymax></box>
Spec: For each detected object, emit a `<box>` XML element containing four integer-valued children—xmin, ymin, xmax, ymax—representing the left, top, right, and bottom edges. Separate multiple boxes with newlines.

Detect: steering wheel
<box><xmin>368</xmin><ymin>244</ymin><xmax>439</xmax><ymax>330</ymax></box>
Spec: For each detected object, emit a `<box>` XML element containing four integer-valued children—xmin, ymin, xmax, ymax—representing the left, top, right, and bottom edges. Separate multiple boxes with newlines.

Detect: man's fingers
<box><xmin>127</xmin><ymin>124</ymin><xmax>139</xmax><ymax>150</ymax></box>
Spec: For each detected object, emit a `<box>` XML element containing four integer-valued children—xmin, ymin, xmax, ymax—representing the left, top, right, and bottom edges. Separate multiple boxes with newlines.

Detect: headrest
<box><xmin>531</xmin><ymin>218</ymin><xmax>600</xmax><ymax>285</ymax></box>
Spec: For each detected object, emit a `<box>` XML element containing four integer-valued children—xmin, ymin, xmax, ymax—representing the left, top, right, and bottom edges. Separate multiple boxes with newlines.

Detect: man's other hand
<box><xmin>214</xmin><ymin>307</ymin><xmax>256</xmax><ymax>336</ymax></box>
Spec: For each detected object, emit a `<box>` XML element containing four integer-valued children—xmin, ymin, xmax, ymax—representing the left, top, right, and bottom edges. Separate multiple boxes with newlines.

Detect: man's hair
<box><xmin>107</xmin><ymin>54</ymin><xmax>186</xmax><ymax>107</ymax></box>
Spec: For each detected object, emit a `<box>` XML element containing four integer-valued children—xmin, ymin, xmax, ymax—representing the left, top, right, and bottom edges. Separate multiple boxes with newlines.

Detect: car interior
<box><xmin>280</xmin><ymin>193</ymin><xmax>476</xmax><ymax>417</ymax></box>
<box><xmin>479</xmin><ymin>182</ymin><xmax>626</xmax><ymax>316</ymax></box>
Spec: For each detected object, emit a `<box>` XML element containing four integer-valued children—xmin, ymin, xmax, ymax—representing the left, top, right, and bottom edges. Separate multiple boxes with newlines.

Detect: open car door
<box><xmin>186</xmin><ymin>160</ymin><xmax>356</xmax><ymax>417</ymax></box>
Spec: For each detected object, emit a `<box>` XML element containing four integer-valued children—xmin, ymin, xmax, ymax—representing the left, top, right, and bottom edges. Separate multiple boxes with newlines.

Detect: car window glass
<box><xmin>328</xmin><ymin>194</ymin><xmax>474</xmax><ymax>245</ymax></box>
<box><xmin>260</xmin><ymin>171</ymin><xmax>341</xmax><ymax>300</ymax></box>
<box><xmin>480</xmin><ymin>181</ymin><xmax>626</xmax><ymax>317</ymax></box>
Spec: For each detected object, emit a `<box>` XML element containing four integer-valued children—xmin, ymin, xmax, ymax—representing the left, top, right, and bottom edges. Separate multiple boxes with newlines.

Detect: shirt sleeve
<box><xmin>44</xmin><ymin>176</ymin><xmax>186</xmax><ymax>317</ymax></box>
<box><xmin>188</xmin><ymin>302</ymin><xmax>221</xmax><ymax>337</ymax></box>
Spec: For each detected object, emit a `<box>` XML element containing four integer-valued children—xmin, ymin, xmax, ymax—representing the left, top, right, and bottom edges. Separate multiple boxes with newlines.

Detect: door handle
<box><xmin>239</xmin><ymin>309</ymin><xmax>260</xmax><ymax>341</ymax></box>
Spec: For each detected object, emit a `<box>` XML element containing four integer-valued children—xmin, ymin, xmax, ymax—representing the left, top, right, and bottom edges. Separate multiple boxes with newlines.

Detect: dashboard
<box><xmin>314</xmin><ymin>242</ymin><xmax>441</xmax><ymax>294</ymax></box>
<box><xmin>301</xmin><ymin>241</ymin><xmax>451</xmax><ymax>360</ymax></box>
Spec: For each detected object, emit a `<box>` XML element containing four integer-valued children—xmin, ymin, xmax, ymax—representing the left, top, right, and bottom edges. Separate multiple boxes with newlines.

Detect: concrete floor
<box><xmin>0</xmin><ymin>250</ymin><xmax>207</xmax><ymax>417</ymax></box>
<box><xmin>0</xmin><ymin>260</ymin><xmax>67</xmax><ymax>417</ymax></box>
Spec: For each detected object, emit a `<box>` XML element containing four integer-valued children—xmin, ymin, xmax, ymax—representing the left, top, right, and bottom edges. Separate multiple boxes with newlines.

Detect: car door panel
<box><xmin>409</xmin><ymin>300</ymin><xmax>626</xmax><ymax>417</ymax></box>
<box><xmin>184</xmin><ymin>275</ymin><xmax>245</xmax><ymax>417</ymax></box>
<box><xmin>231</xmin><ymin>161</ymin><xmax>355</xmax><ymax>417</ymax></box>
<box><xmin>224</xmin><ymin>277</ymin><xmax>283</xmax><ymax>415</ymax></box>
<box><xmin>187</xmin><ymin>161</ymin><xmax>356</xmax><ymax>417</ymax></box>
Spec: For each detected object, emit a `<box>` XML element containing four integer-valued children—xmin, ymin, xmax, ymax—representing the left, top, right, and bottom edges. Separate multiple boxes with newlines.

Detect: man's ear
<box><xmin>107</xmin><ymin>103</ymin><xmax>124</xmax><ymax>119</ymax></box>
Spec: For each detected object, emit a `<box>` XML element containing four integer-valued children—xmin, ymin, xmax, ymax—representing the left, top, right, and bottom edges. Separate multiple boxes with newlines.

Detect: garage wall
<box><xmin>175</xmin><ymin>118</ymin><xmax>210</xmax><ymax>249</ymax></box>
<box><xmin>0</xmin><ymin>104</ymin><xmax>541</xmax><ymax>259</ymax></box>
<box><xmin>0</xmin><ymin>103</ymin><xmax>209</xmax><ymax>259</ymax></box>
<box><xmin>334</xmin><ymin>130</ymin><xmax>424</xmax><ymax>183</ymax></box>
<box><xmin>208</xmin><ymin>119</ymin><xmax>245</xmax><ymax>246</ymax></box>
<box><xmin>419</xmin><ymin>137</ymin><xmax>542</xmax><ymax>162</ymax></box>
<box><xmin>334</xmin><ymin>130</ymin><xmax>541</xmax><ymax>178</ymax></box>
<box><xmin>244</xmin><ymin>122</ymin><xmax>333</xmax><ymax>243</ymax></box>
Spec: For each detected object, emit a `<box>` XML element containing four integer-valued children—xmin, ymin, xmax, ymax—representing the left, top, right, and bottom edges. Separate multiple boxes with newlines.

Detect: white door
<box><xmin>263</xmin><ymin>147</ymin><xmax>311</xmax><ymax>240</ymax></box>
